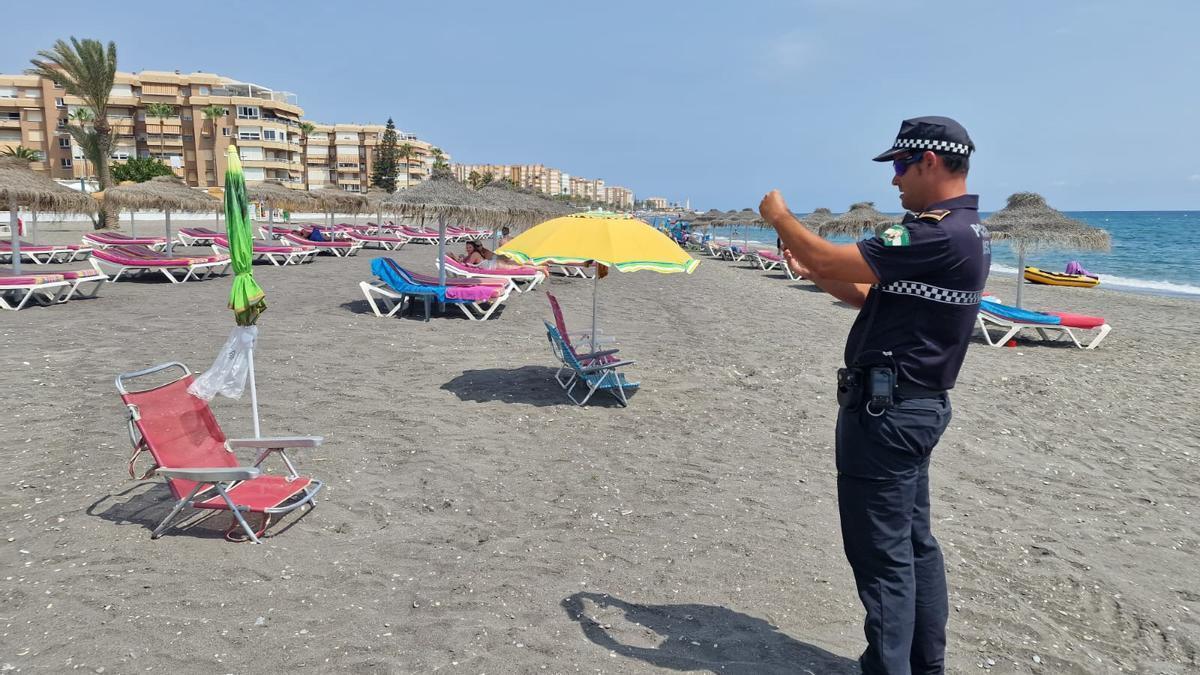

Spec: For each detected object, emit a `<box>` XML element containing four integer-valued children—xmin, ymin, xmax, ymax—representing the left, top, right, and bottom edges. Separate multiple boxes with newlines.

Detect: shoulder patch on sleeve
<box><xmin>880</xmin><ymin>223</ymin><xmax>911</xmax><ymax>247</ymax></box>
<box><xmin>914</xmin><ymin>209</ymin><xmax>950</xmax><ymax>223</ymax></box>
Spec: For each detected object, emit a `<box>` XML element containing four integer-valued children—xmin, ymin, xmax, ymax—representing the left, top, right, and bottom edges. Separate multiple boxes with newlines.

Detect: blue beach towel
<box><xmin>980</xmin><ymin>300</ymin><xmax>1061</xmax><ymax>325</ymax></box>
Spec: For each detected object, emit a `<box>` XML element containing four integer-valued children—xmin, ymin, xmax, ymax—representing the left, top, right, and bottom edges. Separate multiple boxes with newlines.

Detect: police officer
<box><xmin>759</xmin><ymin>116</ymin><xmax>990</xmax><ymax>674</ymax></box>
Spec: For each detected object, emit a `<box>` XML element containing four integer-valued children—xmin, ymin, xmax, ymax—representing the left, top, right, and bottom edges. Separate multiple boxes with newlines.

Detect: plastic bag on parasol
<box><xmin>188</xmin><ymin>326</ymin><xmax>258</xmax><ymax>400</ymax></box>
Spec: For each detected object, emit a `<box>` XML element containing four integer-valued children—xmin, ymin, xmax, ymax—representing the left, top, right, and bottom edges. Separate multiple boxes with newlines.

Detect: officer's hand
<box><xmin>783</xmin><ymin>248</ymin><xmax>811</xmax><ymax>278</ymax></box>
<box><xmin>759</xmin><ymin>190</ymin><xmax>791</xmax><ymax>225</ymax></box>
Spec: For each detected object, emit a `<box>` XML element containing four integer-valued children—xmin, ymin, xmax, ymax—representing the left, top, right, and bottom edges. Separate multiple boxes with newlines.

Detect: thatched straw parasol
<box><xmin>311</xmin><ymin>190</ymin><xmax>368</xmax><ymax>228</ymax></box>
<box><xmin>479</xmin><ymin>181</ymin><xmax>567</xmax><ymax>232</ymax></box>
<box><xmin>983</xmin><ymin>191</ymin><xmax>1111</xmax><ymax>307</ymax></box>
<box><xmin>0</xmin><ymin>156</ymin><xmax>95</xmax><ymax>274</ymax></box>
<box><xmin>802</xmin><ymin>207</ymin><xmax>836</xmax><ymax>228</ymax></box>
<box><xmin>248</xmin><ymin>182</ymin><xmax>320</xmax><ymax>228</ymax></box>
<box><xmin>101</xmin><ymin>176</ymin><xmax>220</xmax><ymax>255</ymax></box>
<box><xmin>820</xmin><ymin>201</ymin><xmax>898</xmax><ymax>238</ymax></box>
<box><xmin>380</xmin><ymin>177</ymin><xmax>508</xmax><ymax>284</ymax></box>
<box><xmin>690</xmin><ymin>208</ymin><xmax>726</xmax><ymax>229</ymax></box>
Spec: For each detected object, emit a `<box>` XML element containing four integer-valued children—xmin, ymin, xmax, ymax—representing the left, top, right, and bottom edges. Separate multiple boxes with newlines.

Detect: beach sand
<box><xmin>1</xmin><ymin>220</ymin><xmax>1198</xmax><ymax>673</ymax></box>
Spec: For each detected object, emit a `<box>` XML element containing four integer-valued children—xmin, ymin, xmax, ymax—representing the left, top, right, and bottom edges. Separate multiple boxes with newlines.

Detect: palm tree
<box><xmin>27</xmin><ymin>37</ymin><xmax>117</xmax><ymax>228</ymax></box>
<box><xmin>397</xmin><ymin>142</ymin><xmax>414</xmax><ymax>189</ymax></box>
<box><xmin>145</xmin><ymin>102</ymin><xmax>174</xmax><ymax>170</ymax></box>
<box><xmin>201</xmin><ymin>104</ymin><xmax>226</xmax><ymax>186</ymax></box>
<box><xmin>299</xmin><ymin>121</ymin><xmax>315</xmax><ymax>190</ymax></box>
<box><xmin>1</xmin><ymin>145</ymin><xmax>43</xmax><ymax>162</ymax></box>
<box><xmin>68</xmin><ymin>107</ymin><xmax>94</xmax><ymax>183</ymax></box>
<box><xmin>430</xmin><ymin>147</ymin><xmax>449</xmax><ymax>180</ymax></box>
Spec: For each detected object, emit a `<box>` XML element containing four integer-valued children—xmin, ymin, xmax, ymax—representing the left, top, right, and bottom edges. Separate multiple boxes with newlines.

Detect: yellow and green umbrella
<box><xmin>224</xmin><ymin>145</ymin><xmax>266</xmax><ymax>326</ymax></box>
<box><xmin>497</xmin><ymin>211</ymin><xmax>698</xmax><ymax>350</ymax></box>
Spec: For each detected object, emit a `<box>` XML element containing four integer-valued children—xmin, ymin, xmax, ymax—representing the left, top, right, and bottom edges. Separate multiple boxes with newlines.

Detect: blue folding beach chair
<box><xmin>544</xmin><ymin>322</ymin><xmax>638</xmax><ymax>406</ymax></box>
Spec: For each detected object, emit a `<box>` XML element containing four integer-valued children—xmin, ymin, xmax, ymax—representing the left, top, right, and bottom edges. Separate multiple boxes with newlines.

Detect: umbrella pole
<box><xmin>247</xmin><ymin>345</ymin><xmax>262</xmax><ymax>439</ymax></box>
<box><xmin>438</xmin><ymin>214</ymin><xmax>447</xmax><ymax>286</ymax></box>
<box><xmin>591</xmin><ymin>270</ymin><xmax>599</xmax><ymax>353</ymax></box>
<box><xmin>9</xmin><ymin>197</ymin><xmax>20</xmax><ymax>276</ymax></box>
<box><xmin>31</xmin><ymin>209</ymin><xmax>37</xmax><ymax>244</ymax></box>
<box><xmin>1016</xmin><ymin>247</ymin><xmax>1025</xmax><ymax>309</ymax></box>
<box><xmin>164</xmin><ymin>210</ymin><xmax>173</xmax><ymax>256</ymax></box>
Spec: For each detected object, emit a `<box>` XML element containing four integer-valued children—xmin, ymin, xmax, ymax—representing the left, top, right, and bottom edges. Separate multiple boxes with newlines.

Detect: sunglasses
<box><xmin>892</xmin><ymin>153</ymin><xmax>925</xmax><ymax>176</ymax></box>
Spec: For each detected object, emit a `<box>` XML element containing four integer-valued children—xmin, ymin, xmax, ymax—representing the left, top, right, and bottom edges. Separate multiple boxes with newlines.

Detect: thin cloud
<box><xmin>758</xmin><ymin>31</ymin><xmax>821</xmax><ymax>79</ymax></box>
<box><xmin>1189</xmin><ymin>174</ymin><xmax>1200</xmax><ymax>182</ymax></box>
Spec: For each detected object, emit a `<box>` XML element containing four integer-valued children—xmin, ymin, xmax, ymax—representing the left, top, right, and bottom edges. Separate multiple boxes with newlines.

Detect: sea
<box><xmin>690</xmin><ymin>211</ymin><xmax>1200</xmax><ymax>299</ymax></box>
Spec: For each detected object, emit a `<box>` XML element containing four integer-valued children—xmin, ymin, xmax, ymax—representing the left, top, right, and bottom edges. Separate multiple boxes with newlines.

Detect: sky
<box><xmin>4</xmin><ymin>0</ymin><xmax>1200</xmax><ymax>211</ymax></box>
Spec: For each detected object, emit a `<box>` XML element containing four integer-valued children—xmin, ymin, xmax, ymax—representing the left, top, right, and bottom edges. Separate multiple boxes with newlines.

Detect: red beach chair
<box><xmin>116</xmin><ymin>362</ymin><xmax>324</xmax><ymax>543</ymax></box>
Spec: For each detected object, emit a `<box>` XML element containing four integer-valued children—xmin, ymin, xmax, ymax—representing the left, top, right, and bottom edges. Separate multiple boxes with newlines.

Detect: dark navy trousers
<box><xmin>835</xmin><ymin>395</ymin><xmax>952</xmax><ymax>675</ymax></box>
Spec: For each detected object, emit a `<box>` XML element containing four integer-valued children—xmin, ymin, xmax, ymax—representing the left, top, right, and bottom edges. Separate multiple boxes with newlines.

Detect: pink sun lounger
<box><xmin>82</xmin><ymin>231</ymin><xmax>167</xmax><ymax>251</ymax></box>
<box><xmin>0</xmin><ymin>267</ymin><xmax>108</xmax><ymax>309</ymax></box>
<box><xmin>90</xmin><ymin>245</ymin><xmax>230</xmax><ymax>283</ymax></box>
<box><xmin>441</xmin><ymin>255</ymin><xmax>544</xmax><ymax>292</ymax></box>
<box><xmin>0</xmin><ymin>240</ymin><xmax>94</xmax><ymax>264</ymax></box>
<box><xmin>177</xmin><ymin>227</ymin><xmax>222</xmax><ymax>246</ymax></box>
<box><xmin>211</xmin><ymin>236</ymin><xmax>317</xmax><ymax>266</ymax></box>
<box><xmin>280</xmin><ymin>232</ymin><xmax>363</xmax><ymax>257</ymax></box>
<box><xmin>345</xmin><ymin>231</ymin><xmax>411</xmax><ymax>251</ymax></box>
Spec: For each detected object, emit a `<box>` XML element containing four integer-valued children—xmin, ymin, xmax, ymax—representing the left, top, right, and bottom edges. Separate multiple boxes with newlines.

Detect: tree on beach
<box><xmin>371</xmin><ymin>117</ymin><xmax>400</xmax><ymax>193</ymax></box>
<box><xmin>397</xmin><ymin>142</ymin><xmax>415</xmax><ymax>189</ymax></box>
<box><xmin>1</xmin><ymin>145</ymin><xmax>42</xmax><ymax>162</ymax></box>
<box><xmin>298</xmin><ymin>121</ymin><xmax>315</xmax><ymax>189</ymax></box>
<box><xmin>145</xmin><ymin>102</ymin><xmax>175</xmax><ymax>169</ymax></box>
<box><xmin>27</xmin><ymin>37</ymin><xmax>118</xmax><ymax>228</ymax></box>
<box><xmin>111</xmin><ymin>156</ymin><xmax>174</xmax><ymax>183</ymax></box>
<box><xmin>201</xmin><ymin>104</ymin><xmax>226</xmax><ymax>186</ymax></box>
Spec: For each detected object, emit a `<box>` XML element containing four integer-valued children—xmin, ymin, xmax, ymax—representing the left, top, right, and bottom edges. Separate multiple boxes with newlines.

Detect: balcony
<box><xmin>144</xmin><ymin>134</ymin><xmax>184</xmax><ymax>146</ymax></box>
<box><xmin>305</xmin><ymin>155</ymin><xmax>329</xmax><ymax>164</ymax></box>
<box><xmin>0</xmin><ymin>118</ymin><xmax>21</xmax><ymax>129</ymax></box>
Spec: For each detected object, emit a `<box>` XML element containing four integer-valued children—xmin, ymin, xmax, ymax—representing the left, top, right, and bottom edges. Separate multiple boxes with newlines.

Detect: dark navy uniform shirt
<box><xmin>845</xmin><ymin>194</ymin><xmax>991</xmax><ymax>391</ymax></box>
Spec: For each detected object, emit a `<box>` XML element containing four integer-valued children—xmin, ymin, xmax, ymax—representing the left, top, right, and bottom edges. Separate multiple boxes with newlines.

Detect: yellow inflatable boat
<box><xmin>1023</xmin><ymin>266</ymin><xmax>1100</xmax><ymax>288</ymax></box>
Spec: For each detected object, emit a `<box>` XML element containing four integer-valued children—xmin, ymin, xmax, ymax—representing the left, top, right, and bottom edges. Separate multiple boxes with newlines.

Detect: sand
<box><xmin>1</xmin><ymin>219</ymin><xmax>1198</xmax><ymax>673</ymax></box>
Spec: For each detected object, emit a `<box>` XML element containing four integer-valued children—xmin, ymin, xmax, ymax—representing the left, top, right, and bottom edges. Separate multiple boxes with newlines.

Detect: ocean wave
<box><xmin>990</xmin><ymin>264</ymin><xmax>1200</xmax><ymax>297</ymax></box>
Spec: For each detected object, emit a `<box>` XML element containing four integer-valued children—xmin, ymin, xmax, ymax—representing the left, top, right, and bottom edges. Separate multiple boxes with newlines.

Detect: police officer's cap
<box><xmin>872</xmin><ymin>116</ymin><xmax>975</xmax><ymax>162</ymax></box>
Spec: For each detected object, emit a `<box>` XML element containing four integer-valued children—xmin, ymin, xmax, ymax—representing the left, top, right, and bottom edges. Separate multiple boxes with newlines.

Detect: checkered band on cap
<box><xmin>893</xmin><ymin>137</ymin><xmax>972</xmax><ymax>155</ymax></box>
<box><xmin>880</xmin><ymin>280</ymin><xmax>982</xmax><ymax>305</ymax></box>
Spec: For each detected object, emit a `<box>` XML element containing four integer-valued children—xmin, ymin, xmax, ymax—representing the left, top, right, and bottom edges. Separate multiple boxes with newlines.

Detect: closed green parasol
<box><xmin>224</xmin><ymin>146</ymin><xmax>266</xmax><ymax>325</ymax></box>
<box><xmin>188</xmin><ymin>146</ymin><xmax>268</xmax><ymax>438</ymax></box>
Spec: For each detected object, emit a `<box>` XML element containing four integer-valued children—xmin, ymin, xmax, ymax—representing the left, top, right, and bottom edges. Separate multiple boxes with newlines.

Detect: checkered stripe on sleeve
<box><xmin>893</xmin><ymin>138</ymin><xmax>971</xmax><ymax>155</ymax></box>
<box><xmin>879</xmin><ymin>280</ymin><xmax>983</xmax><ymax>305</ymax></box>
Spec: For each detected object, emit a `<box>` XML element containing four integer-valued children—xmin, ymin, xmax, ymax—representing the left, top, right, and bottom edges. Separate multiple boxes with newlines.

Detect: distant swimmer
<box><xmin>759</xmin><ymin>117</ymin><xmax>990</xmax><ymax>674</ymax></box>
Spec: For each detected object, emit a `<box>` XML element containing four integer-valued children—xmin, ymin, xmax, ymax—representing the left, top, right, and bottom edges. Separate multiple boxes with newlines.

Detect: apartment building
<box><xmin>304</xmin><ymin>123</ymin><xmax>438</xmax><ymax>192</ymax></box>
<box><xmin>643</xmin><ymin>196</ymin><xmax>670</xmax><ymax>210</ymax></box>
<box><xmin>452</xmin><ymin>162</ymin><xmax>633</xmax><ymax>208</ymax></box>
<box><xmin>0</xmin><ymin>70</ymin><xmax>440</xmax><ymax>192</ymax></box>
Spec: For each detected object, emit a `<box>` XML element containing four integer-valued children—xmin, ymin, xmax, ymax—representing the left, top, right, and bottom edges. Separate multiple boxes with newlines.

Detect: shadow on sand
<box><xmin>561</xmin><ymin>592</ymin><xmax>857</xmax><ymax>674</ymax></box>
<box><xmin>86</xmin><ymin>482</ymin><xmax>312</xmax><ymax>541</ymax></box>
<box><xmin>441</xmin><ymin>365</ymin><xmax>632</xmax><ymax>407</ymax></box>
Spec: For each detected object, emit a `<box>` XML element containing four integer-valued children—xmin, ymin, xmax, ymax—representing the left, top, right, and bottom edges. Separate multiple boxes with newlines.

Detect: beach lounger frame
<box><xmin>90</xmin><ymin>250</ymin><xmax>231</xmax><ymax>283</ymax></box>
<box><xmin>544</xmin><ymin>322</ymin><xmax>638</xmax><ymax>406</ymax></box>
<box><xmin>115</xmin><ymin>362</ymin><xmax>324</xmax><ymax>543</ymax></box>
<box><xmin>0</xmin><ymin>277</ymin><xmax>71</xmax><ymax>310</ymax></box>
<box><xmin>346</xmin><ymin>232</ymin><xmax>411</xmax><ymax>251</ymax></box>
<box><xmin>976</xmin><ymin>310</ymin><xmax>1112</xmax><ymax>350</ymax></box>
<box><xmin>749</xmin><ymin>250</ymin><xmax>783</xmax><ymax>271</ymax></box>
<box><xmin>359</xmin><ymin>279</ymin><xmax>510</xmax><ymax>321</ymax></box>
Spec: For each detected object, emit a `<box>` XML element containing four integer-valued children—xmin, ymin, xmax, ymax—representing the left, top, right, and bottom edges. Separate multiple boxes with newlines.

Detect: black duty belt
<box><xmin>894</xmin><ymin>382</ymin><xmax>947</xmax><ymax>400</ymax></box>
